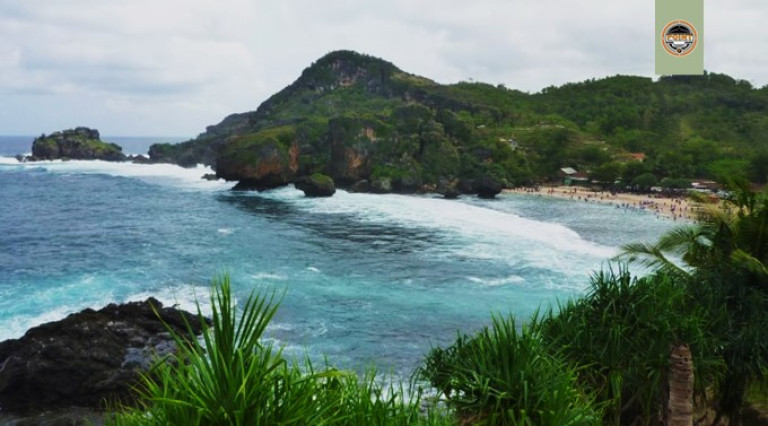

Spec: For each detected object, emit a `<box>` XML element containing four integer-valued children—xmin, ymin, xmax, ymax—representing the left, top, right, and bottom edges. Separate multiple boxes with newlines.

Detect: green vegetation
<box><xmin>619</xmin><ymin>182</ymin><xmax>768</xmax><ymax>423</ymax></box>
<box><xmin>110</xmin><ymin>275</ymin><xmax>449</xmax><ymax>425</ymax></box>
<box><xmin>110</xmin><ymin>185</ymin><xmax>768</xmax><ymax>425</ymax></box>
<box><xmin>416</xmin><ymin>316</ymin><xmax>600</xmax><ymax>425</ymax></box>
<box><xmin>152</xmin><ymin>51</ymin><xmax>768</xmax><ymax>190</ymax></box>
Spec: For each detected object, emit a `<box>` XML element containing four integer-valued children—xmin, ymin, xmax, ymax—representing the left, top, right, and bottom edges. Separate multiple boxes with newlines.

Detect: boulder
<box><xmin>474</xmin><ymin>175</ymin><xmax>503</xmax><ymax>199</ymax></box>
<box><xmin>0</xmin><ymin>298</ymin><xmax>204</xmax><ymax>413</ymax></box>
<box><xmin>295</xmin><ymin>174</ymin><xmax>336</xmax><ymax>197</ymax></box>
<box><xmin>129</xmin><ymin>154</ymin><xmax>151</xmax><ymax>164</ymax></box>
<box><xmin>216</xmin><ymin>129</ymin><xmax>300</xmax><ymax>190</ymax></box>
<box><xmin>31</xmin><ymin>127</ymin><xmax>126</xmax><ymax>162</ymax></box>
<box><xmin>370</xmin><ymin>177</ymin><xmax>392</xmax><ymax>193</ymax></box>
<box><xmin>437</xmin><ymin>178</ymin><xmax>461</xmax><ymax>199</ymax></box>
<box><xmin>349</xmin><ymin>179</ymin><xmax>371</xmax><ymax>193</ymax></box>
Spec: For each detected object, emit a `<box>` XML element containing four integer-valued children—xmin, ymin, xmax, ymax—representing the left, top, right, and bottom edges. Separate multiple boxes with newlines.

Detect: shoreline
<box><xmin>504</xmin><ymin>185</ymin><xmax>698</xmax><ymax>222</ymax></box>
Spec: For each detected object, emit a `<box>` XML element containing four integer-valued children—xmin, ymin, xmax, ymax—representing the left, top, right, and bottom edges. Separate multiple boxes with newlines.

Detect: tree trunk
<box><xmin>667</xmin><ymin>344</ymin><xmax>694</xmax><ymax>426</ymax></box>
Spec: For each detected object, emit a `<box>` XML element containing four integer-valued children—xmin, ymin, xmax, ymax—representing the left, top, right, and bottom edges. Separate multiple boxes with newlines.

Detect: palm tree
<box><xmin>617</xmin><ymin>181</ymin><xmax>768</xmax><ymax>425</ymax></box>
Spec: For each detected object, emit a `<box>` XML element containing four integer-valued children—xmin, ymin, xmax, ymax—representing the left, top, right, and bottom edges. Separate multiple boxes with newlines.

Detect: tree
<box><xmin>591</xmin><ymin>161</ymin><xmax>624</xmax><ymax>186</ymax></box>
<box><xmin>631</xmin><ymin>173</ymin><xmax>658</xmax><ymax>192</ymax></box>
<box><xmin>618</xmin><ymin>182</ymin><xmax>768</xmax><ymax>424</ymax></box>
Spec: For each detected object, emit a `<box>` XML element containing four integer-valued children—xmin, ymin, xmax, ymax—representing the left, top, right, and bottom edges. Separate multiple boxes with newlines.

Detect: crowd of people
<box><xmin>506</xmin><ymin>185</ymin><xmax>697</xmax><ymax>221</ymax></box>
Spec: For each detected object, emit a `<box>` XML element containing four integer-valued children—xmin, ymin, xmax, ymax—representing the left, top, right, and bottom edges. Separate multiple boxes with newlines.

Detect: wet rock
<box><xmin>349</xmin><ymin>180</ymin><xmax>370</xmax><ymax>193</ymax></box>
<box><xmin>474</xmin><ymin>175</ymin><xmax>503</xmax><ymax>199</ymax></box>
<box><xmin>0</xmin><ymin>298</ymin><xmax>204</xmax><ymax>414</ymax></box>
<box><xmin>370</xmin><ymin>176</ymin><xmax>392</xmax><ymax>193</ymax></box>
<box><xmin>295</xmin><ymin>174</ymin><xmax>336</xmax><ymax>197</ymax></box>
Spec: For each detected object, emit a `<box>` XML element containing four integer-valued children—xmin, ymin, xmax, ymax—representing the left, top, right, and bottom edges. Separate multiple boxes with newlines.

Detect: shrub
<box><xmin>416</xmin><ymin>315</ymin><xmax>600</xmax><ymax>426</ymax></box>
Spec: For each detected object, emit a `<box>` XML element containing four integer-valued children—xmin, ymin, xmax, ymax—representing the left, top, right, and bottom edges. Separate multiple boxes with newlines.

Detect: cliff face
<box><xmin>31</xmin><ymin>127</ymin><xmax>126</xmax><ymax>161</ymax></box>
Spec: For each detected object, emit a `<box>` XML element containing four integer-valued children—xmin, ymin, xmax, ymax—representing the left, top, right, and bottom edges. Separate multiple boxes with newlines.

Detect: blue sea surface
<box><xmin>0</xmin><ymin>139</ymin><xmax>677</xmax><ymax>378</ymax></box>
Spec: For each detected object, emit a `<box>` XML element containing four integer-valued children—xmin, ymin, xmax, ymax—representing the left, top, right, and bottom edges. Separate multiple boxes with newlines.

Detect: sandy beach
<box><xmin>504</xmin><ymin>186</ymin><xmax>699</xmax><ymax>222</ymax></box>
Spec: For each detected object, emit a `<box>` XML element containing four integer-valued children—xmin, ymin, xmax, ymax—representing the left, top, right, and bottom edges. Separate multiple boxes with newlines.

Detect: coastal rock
<box><xmin>31</xmin><ymin>127</ymin><xmax>126</xmax><ymax>162</ymax></box>
<box><xmin>0</xmin><ymin>298</ymin><xmax>204</xmax><ymax>413</ymax></box>
<box><xmin>371</xmin><ymin>176</ymin><xmax>392</xmax><ymax>193</ymax></box>
<box><xmin>473</xmin><ymin>175</ymin><xmax>503</xmax><ymax>199</ymax></box>
<box><xmin>437</xmin><ymin>178</ymin><xmax>461</xmax><ymax>199</ymax></box>
<box><xmin>216</xmin><ymin>128</ymin><xmax>300</xmax><ymax>190</ymax></box>
<box><xmin>295</xmin><ymin>174</ymin><xmax>336</xmax><ymax>197</ymax></box>
<box><xmin>129</xmin><ymin>154</ymin><xmax>151</xmax><ymax>164</ymax></box>
<box><xmin>349</xmin><ymin>179</ymin><xmax>371</xmax><ymax>193</ymax></box>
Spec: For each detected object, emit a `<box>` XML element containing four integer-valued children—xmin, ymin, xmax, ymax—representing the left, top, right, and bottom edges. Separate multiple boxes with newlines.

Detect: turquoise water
<box><xmin>0</xmin><ymin>138</ymin><xmax>676</xmax><ymax>378</ymax></box>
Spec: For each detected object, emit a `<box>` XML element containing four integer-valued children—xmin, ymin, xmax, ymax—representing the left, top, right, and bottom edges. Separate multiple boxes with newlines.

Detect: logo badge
<box><xmin>661</xmin><ymin>20</ymin><xmax>698</xmax><ymax>56</ymax></box>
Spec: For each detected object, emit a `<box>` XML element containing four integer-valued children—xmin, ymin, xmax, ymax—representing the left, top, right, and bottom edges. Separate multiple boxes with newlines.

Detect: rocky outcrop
<box><xmin>474</xmin><ymin>176</ymin><xmax>503</xmax><ymax>199</ymax></box>
<box><xmin>437</xmin><ymin>178</ymin><xmax>461</xmax><ymax>199</ymax></box>
<box><xmin>349</xmin><ymin>180</ymin><xmax>371</xmax><ymax>193</ymax></box>
<box><xmin>217</xmin><ymin>128</ymin><xmax>300</xmax><ymax>190</ymax></box>
<box><xmin>371</xmin><ymin>177</ymin><xmax>393</xmax><ymax>194</ymax></box>
<box><xmin>31</xmin><ymin>127</ymin><xmax>126</xmax><ymax>161</ymax></box>
<box><xmin>295</xmin><ymin>174</ymin><xmax>336</xmax><ymax>197</ymax></box>
<box><xmin>0</xmin><ymin>298</ymin><xmax>204</xmax><ymax>413</ymax></box>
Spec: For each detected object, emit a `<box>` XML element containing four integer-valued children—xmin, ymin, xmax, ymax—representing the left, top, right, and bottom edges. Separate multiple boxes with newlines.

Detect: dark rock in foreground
<box><xmin>31</xmin><ymin>127</ymin><xmax>126</xmax><ymax>162</ymax></box>
<box><xmin>0</xmin><ymin>298</ymin><xmax>204</xmax><ymax>414</ymax></box>
<box><xmin>295</xmin><ymin>173</ymin><xmax>336</xmax><ymax>197</ymax></box>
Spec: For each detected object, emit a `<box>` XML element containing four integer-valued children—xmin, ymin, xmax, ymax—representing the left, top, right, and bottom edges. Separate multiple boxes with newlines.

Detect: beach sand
<box><xmin>504</xmin><ymin>186</ymin><xmax>699</xmax><ymax>222</ymax></box>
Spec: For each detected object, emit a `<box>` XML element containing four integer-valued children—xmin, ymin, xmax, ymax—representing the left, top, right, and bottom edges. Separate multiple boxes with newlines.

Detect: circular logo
<box><xmin>662</xmin><ymin>20</ymin><xmax>698</xmax><ymax>56</ymax></box>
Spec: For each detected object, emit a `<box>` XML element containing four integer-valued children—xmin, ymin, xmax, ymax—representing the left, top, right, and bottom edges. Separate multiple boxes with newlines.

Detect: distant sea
<box><xmin>0</xmin><ymin>135</ymin><xmax>677</xmax><ymax>379</ymax></box>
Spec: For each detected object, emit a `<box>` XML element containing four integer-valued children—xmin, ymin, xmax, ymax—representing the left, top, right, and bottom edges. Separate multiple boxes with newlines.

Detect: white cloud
<box><xmin>0</xmin><ymin>0</ymin><xmax>765</xmax><ymax>136</ymax></box>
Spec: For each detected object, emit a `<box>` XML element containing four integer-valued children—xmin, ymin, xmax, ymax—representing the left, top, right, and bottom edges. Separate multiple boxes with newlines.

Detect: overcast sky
<box><xmin>0</xmin><ymin>0</ymin><xmax>765</xmax><ymax>137</ymax></box>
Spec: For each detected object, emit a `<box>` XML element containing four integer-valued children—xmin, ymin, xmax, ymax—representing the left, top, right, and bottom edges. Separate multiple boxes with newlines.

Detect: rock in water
<box><xmin>474</xmin><ymin>175</ymin><xmax>503</xmax><ymax>199</ymax></box>
<box><xmin>31</xmin><ymin>127</ymin><xmax>126</xmax><ymax>161</ymax></box>
<box><xmin>0</xmin><ymin>298</ymin><xmax>204</xmax><ymax>413</ymax></box>
<box><xmin>295</xmin><ymin>173</ymin><xmax>336</xmax><ymax>197</ymax></box>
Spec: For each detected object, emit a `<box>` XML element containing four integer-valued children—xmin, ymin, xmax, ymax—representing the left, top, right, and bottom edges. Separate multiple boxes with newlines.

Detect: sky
<box><xmin>0</xmin><ymin>0</ymin><xmax>765</xmax><ymax>137</ymax></box>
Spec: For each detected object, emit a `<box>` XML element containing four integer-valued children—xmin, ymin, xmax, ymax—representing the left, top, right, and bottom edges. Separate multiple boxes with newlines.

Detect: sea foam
<box><xmin>261</xmin><ymin>188</ymin><xmax>617</xmax><ymax>279</ymax></box>
<box><xmin>4</xmin><ymin>159</ymin><xmax>231</xmax><ymax>191</ymax></box>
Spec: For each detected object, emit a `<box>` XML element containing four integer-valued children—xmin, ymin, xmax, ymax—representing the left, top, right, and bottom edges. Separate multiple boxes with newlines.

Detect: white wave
<box><xmin>0</xmin><ymin>304</ymin><xmax>84</xmax><ymax>342</ymax></box>
<box><xmin>280</xmin><ymin>189</ymin><xmax>616</xmax><ymax>265</ymax></box>
<box><xmin>0</xmin><ymin>281</ymin><xmax>212</xmax><ymax>341</ymax></box>
<box><xmin>0</xmin><ymin>156</ymin><xmax>23</xmax><ymax>165</ymax></box>
<box><xmin>125</xmin><ymin>284</ymin><xmax>214</xmax><ymax>318</ymax></box>
<box><xmin>306</xmin><ymin>266</ymin><xmax>321</xmax><ymax>273</ymax></box>
<box><xmin>467</xmin><ymin>275</ymin><xmax>526</xmax><ymax>287</ymax></box>
<box><xmin>7</xmin><ymin>159</ymin><xmax>231</xmax><ymax>191</ymax></box>
<box><xmin>251</xmin><ymin>272</ymin><xmax>289</xmax><ymax>281</ymax></box>
<box><xmin>217</xmin><ymin>227</ymin><xmax>234</xmax><ymax>235</ymax></box>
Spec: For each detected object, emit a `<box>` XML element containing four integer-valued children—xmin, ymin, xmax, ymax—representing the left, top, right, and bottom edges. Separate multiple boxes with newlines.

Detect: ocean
<box><xmin>0</xmin><ymin>136</ymin><xmax>676</xmax><ymax>379</ymax></box>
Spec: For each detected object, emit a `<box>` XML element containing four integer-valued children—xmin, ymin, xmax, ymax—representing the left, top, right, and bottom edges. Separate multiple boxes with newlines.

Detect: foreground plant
<box><xmin>417</xmin><ymin>315</ymin><xmax>601</xmax><ymax>426</ymax></box>
<box><xmin>109</xmin><ymin>275</ymin><xmax>449</xmax><ymax>425</ymax></box>
<box><xmin>537</xmin><ymin>268</ymin><xmax>721</xmax><ymax>425</ymax></box>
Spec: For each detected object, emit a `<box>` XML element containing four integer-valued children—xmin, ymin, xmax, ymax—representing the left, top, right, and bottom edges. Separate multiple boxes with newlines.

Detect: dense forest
<box><xmin>149</xmin><ymin>51</ymin><xmax>768</xmax><ymax>193</ymax></box>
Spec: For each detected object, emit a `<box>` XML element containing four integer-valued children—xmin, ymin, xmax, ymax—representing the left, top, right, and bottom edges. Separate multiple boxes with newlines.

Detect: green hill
<box><xmin>149</xmin><ymin>50</ymin><xmax>768</xmax><ymax>194</ymax></box>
